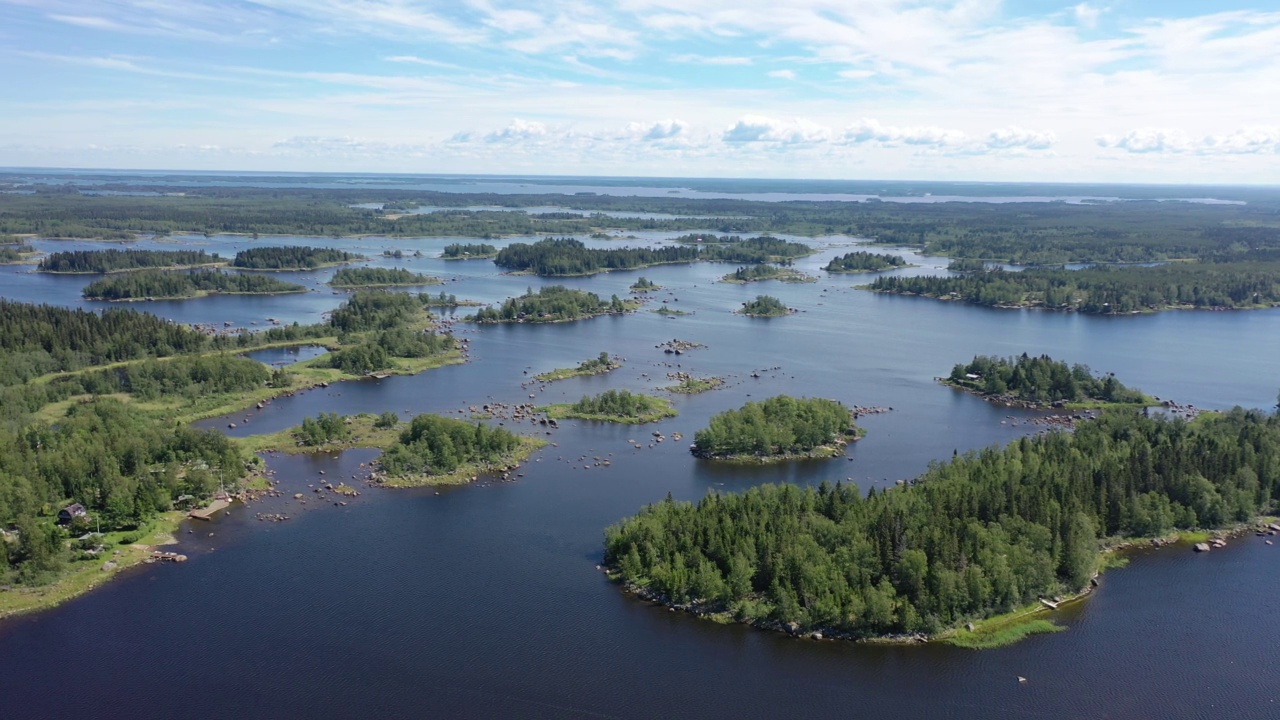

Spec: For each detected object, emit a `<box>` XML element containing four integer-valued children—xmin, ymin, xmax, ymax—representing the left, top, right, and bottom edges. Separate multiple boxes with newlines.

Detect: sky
<box><xmin>1</xmin><ymin>0</ymin><xmax>1278</xmax><ymax>182</ymax></box>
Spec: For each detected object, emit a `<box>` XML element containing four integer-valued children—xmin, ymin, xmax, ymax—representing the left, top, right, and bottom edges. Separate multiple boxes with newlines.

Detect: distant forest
<box><xmin>232</xmin><ymin>246</ymin><xmax>360</xmax><ymax>270</ymax></box>
<box><xmin>82</xmin><ymin>269</ymin><xmax>306</xmax><ymax>300</ymax></box>
<box><xmin>38</xmin><ymin>249</ymin><xmax>221</xmax><ymax>273</ymax></box>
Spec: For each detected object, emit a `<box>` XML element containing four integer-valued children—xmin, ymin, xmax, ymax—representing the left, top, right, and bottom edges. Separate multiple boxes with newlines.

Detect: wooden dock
<box><xmin>188</xmin><ymin>499</ymin><xmax>230</xmax><ymax>521</ymax></box>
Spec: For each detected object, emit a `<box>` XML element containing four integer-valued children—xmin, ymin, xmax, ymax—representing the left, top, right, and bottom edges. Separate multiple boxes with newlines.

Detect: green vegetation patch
<box><xmin>721</xmin><ymin>264</ymin><xmax>816</xmax><ymax>284</ymax></box>
<box><xmin>533</xmin><ymin>352</ymin><xmax>621</xmax><ymax>382</ymax></box>
<box><xmin>691</xmin><ymin>395</ymin><xmax>858</xmax><ymax>461</ymax></box>
<box><xmin>868</xmin><ymin>262</ymin><xmax>1280</xmax><ymax>314</ymax></box>
<box><xmin>468</xmin><ymin>286</ymin><xmax>637</xmax><ymax>324</ymax></box>
<box><xmin>329</xmin><ymin>267</ymin><xmax>443</xmax><ymax>287</ymax></box>
<box><xmin>738</xmin><ymin>295</ymin><xmax>794</xmax><ymax>317</ymax></box>
<box><xmin>494</xmin><ymin>236</ymin><xmax>814</xmax><ymax>277</ymax></box>
<box><xmin>441</xmin><ymin>243</ymin><xmax>498</xmax><ymax>259</ymax></box>
<box><xmin>606</xmin><ymin>408</ymin><xmax>1280</xmax><ymax>643</ymax></box>
<box><xmin>542</xmin><ymin>390</ymin><xmax>677</xmax><ymax>424</ymax></box>
<box><xmin>945</xmin><ymin>354</ymin><xmax>1153</xmax><ymax>408</ymax></box>
<box><xmin>38</xmin><ymin>249</ymin><xmax>223</xmax><ymax>274</ymax></box>
<box><xmin>630</xmin><ymin>276</ymin><xmax>661</xmax><ymax>292</ymax></box>
<box><xmin>82</xmin><ymin>269</ymin><xmax>306</xmax><ymax>301</ymax></box>
<box><xmin>376</xmin><ymin>414</ymin><xmax>547</xmax><ymax>486</ymax></box>
<box><xmin>825</xmin><ymin>251</ymin><xmax>910</xmax><ymax>273</ymax></box>
<box><xmin>664</xmin><ymin>376</ymin><xmax>724</xmax><ymax>394</ymax></box>
<box><xmin>233</xmin><ymin>246</ymin><xmax>361</xmax><ymax>270</ymax></box>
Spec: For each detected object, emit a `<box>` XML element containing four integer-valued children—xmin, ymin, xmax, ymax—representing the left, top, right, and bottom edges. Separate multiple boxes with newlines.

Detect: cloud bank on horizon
<box><xmin>1</xmin><ymin>0</ymin><xmax>1278</xmax><ymax>182</ymax></box>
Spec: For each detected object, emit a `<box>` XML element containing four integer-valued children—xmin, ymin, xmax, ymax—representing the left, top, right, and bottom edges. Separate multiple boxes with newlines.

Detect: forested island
<box><xmin>38</xmin><ymin>249</ymin><xmax>223</xmax><ymax>274</ymax></box>
<box><xmin>232</xmin><ymin>246</ymin><xmax>361</xmax><ymax>270</ymax></box>
<box><xmin>533</xmin><ymin>352</ymin><xmax>621</xmax><ymax>381</ymax></box>
<box><xmin>82</xmin><ymin>269</ymin><xmax>307</xmax><ymax>301</ymax></box>
<box><xmin>946</xmin><ymin>354</ymin><xmax>1153</xmax><ymax>408</ymax></box>
<box><xmin>421</xmin><ymin>290</ymin><xmax>481</xmax><ymax>308</ymax></box>
<box><xmin>542</xmin><ymin>390</ymin><xmax>677</xmax><ymax>424</ymax></box>
<box><xmin>606</xmin><ymin>408</ymin><xmax>1280</xmax><ymax>646</ymax></box>
<box><xmin>722</xmin><ymin>264</ymin><xmax>815</xmax><ymax>284</ymax></box>
<box><xmin>825</xmin><ymin>251</ymin><xmax>910</xmax><ymax>273</ymax></box>
<box><xmin>690</xmin><ymin>396</ymin><xmax>859</xmax><ymax>462</ymax></box>
<box><xmin>665</xmin><ymin>375</ymin><xmax>725</xmax><ymax>394</ymax></box>
<box><xmin>0</xmin><ymin>243</ymin><xmax>37</xmax><ymax>264</ymax></box>
<box><xmin>867</xmin><ymin>262</ymin><xmax>1280</xmax><ymax>313</ymax></box>
<box><xmin>630</xmin><ymin>277</ymin><xmax>660</xmax><ymax>292</ymax></box>
<box><xmin>493</xmin><ymin>237</ymin><xmax>813</xmax><ymax>276</ymax></box>
<box><xmin>738</xmin><ymin>295</ymin><xmax>794</xmax><ymax>317</ymax></box>
<box><xmin>468</xmin><ymin>286</ymin><xmax>636</xmax><ymax>323</ymax></box>
<box><xmin>441</xmin><ymin>243</ymin><xmax>498</xmax><ymax>259</ymax></box>
<box><xmin>328</xmin><ymin>267</ymin><xmax>443</xmax><ymax>287</ymax></box>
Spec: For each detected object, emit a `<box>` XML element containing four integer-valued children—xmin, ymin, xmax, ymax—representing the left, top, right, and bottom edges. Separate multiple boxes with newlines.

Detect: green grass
<box><xmin>533</xmin><ymin>359</ymin><xmax>621</xmax><ymax>382</ymax></box>
<box><xmin>540</xmin><ymin>397</ymin><xmax>678</xmax><ymax>424</ymax></box>
<box><xmin>945</xmin><ymin>617</ymin><xmax>1065</xmax><ymax>648</ymax></box>
<box><xmin>664</xmin><ymin>376</ymin><xmax>725</xmax><ymax>394</ymax></box>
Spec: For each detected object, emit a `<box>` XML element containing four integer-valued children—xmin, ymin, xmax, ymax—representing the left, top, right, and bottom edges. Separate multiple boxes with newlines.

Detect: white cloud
<box><xmin>842</xmin><ymin>119</ymin><xmax>967</xmax><ymax>148</ymax></box>
<box><xmin>1097</xmin><ymin>128</ymin><xmax>1194</xmax><ymax>153</ymax></box>
<box><xmin>722</xmin><ymin>115</ymin><xmax>832</xmax><ymax>144</ymax></box>
<box><xmin>1099</xmin><ymin>126</ymin><xmax>1280</xmax><ymax>155</ymax></box>
<box><xmin>1073</xmin><ymin>3</ymin><xmax>1103</xmax><ymax>30</ymax></box>
<box><xmin>484</xmin><ymin>119</ymin><xmax>551</xmax><ymax>143</ymax></box>
<box><xmin>987</xmin><ymin>126</ymin><xmax>1057</xmax><ymax>150</ymax></box>
<box><xmin>671</xmin><ymin>54</ymin><xmax>753</xmax><ymax>65</ymax></box>
<box><xmin>625</xmin><ymin>119</ymin><xmax>689</xmax><ymax>141</ymax></box>
<box><xmin>767</xmin><ymin>69</ymin><xmax>796</xmax><ymax>80</ymax></box>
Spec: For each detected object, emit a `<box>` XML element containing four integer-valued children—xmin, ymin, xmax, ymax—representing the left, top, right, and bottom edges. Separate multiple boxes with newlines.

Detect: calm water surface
<box><xmin>2</xmin><ymin>231</ymin><xmax>1279</xmax><ymax>719</ymax></box>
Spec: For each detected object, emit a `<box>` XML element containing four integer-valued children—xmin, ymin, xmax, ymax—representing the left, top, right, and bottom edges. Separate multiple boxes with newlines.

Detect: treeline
<box><xmin>606</xmin><ymin>408</ymin><xmax>1280</xmax><ymax>637</ymax></box>
<box><xmin>329</xmin><ymin>267</ymin><xmax>440</xmax><ymax>287</ymax></box>
<box><xmin>38</xmin><ymin>249</ymin><xmax>221</xmax><ymax>273</ymax></box>
<box><xmin>1</xmin><ymin>399</ymin><xmax>249</xmax><ymax>584</ymax></box>
<box><xmin>562</xmin><ymin>390</ymin><xmax>672</xmax><ymax>421</ymax></box>
<box><xmin>0</xmin><ymin>301</ymin><xmax>212</xmax><ymax>386</ymax></box>
<box><xmin>948</xmin><ymin>354</ymin><xmax>1149</xmax><ymax>405</ymax></box>
<box><xmin>739</xmin><ymin>295</ymin><xmax>791</xmax><ymax>317</ymax></box>
<box><xmin>232</xmin><ymin>246</ymin><xmax>360</xmax><ymax>270</ymax></box>
<box><xmin>826</xmin><ymin>251</ymin><xmax>907</xmax><ymax>273</ymax></box>
<box><xmin>442</xmin><ymin>243</ymin><xmax>497</xmax><ymax>258</ymax></box>
<box><xmin>692</xmin><ymin>396</ymin><xmax>854</xmax><ymax>458</ymax></box>
<box><xmin>493</xmin><ymin>237</ymin><xmax>813</xmax><ymax>276</ymax></box>
<box><xmin>320</xmin><ymin>290</ymin><xmax>456</xmax><ymax>373</ymax></box>
<box><xmin>83</xmin><ymin>269</ymin><xmax>306</xmax><ymax>300</ymax></box>
<box><xmin>322</xmin><ymin>327</ymin><xmax>454</xmax><ymax>374</ymax></box>
<box><xmin>0</xmin><ymin>245</ymin><xmax>33</xmax><ymax>263</ymax></box>
<box><xmin>469</xmin><ymin>285</ymin><xmax>629</xmax><ymax>323</ymax></box>
<box><xmin>378</xmin><ymin>414</ymin><xmax>524</xmax><ymax>478</ymax></box>
<box><xmin>4</xmin><ymin>186</ymin><xmax>1280</xmax><ymax>261</ymax></box>
<box><xmin>868</xmin><ymin>262</ymin><xmax>1280</xmax><ymax>313</ymax></box>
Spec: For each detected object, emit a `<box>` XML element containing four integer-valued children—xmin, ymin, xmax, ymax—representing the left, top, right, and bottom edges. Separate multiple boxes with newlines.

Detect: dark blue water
<box><xmin>2</xmin><ymin>230</ymin><xmax>1280</xmax><ymax>719</ymax></box>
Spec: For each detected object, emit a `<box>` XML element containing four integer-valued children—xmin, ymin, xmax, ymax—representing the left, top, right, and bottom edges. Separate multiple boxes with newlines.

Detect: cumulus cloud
<box><xmin>841</xmin><ymin>118</ymin><xmax>967</xmax><ymax>147</ymax></box>
<box><xmin>1096</xmin><ymin>128</ymin><xmax>1193</xmax><ymax>153</ymax></box>
<box><xmin>986</xmin><ymin>126</ymin><xmax>1057</xmax><ymax>150</ymax></box>
<box><xmin>1099</xmin><ymin>126</ymin><xmax>1280</xmax><ymax>155</ymax></box>
<box><xmin>722</xmin><ymin>115</ymin><xmax>831</xmax><ymax>144</ymax></box>
<box><xmin>625</xmin><ymin>119</ymin><xmax>688</xmax><ymax>141</ymax></box>
<box><xmin>484</xmin><ymin>118</ymin><xmax>551</xmax><ymax>142</ymax></box>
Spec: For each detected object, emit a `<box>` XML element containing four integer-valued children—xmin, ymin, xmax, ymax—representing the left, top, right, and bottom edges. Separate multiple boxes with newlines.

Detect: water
<box><xmin>2</xmin><ymin>231</ymin><xmax>1280</xmax><ymax>719</ymax></box>
<box><xmin>242</xmin><ymin>345</ymin><xmax>329</xmax><ymax>366</ymax></box>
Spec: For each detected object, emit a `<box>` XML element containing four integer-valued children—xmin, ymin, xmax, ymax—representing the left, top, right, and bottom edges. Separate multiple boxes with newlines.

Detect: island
<box><xmin>606</xmin><ymin>408</ymin><xmax>1279</xmax><ymax>647</ymax></box>
<box><xmin>467</xmin><ymin>286</ymin><xmax>637</xmax><ymax>323</ymax></box>
<box><xmin>690</xmin><ymin>395</ymin><xmax>860</xmax><ymax>462</ymax></box>
<box><xmin>825</xmin><ymin>251</ymin><xmax>910</xmax><ymax>273</ymax></box>
<box><xmin>541</xmin><ymin>389</ymin><xmax>677</xmax><ymax>424</ymax></box>
<box><xmin>421</xmin><ymin>290</ymin><xmax>483</xmax><ymax>308</ymax></box>
<box><xmin>494</xmin><ymin>236</ymin><xmax>813</xmax><ymax>277</ymax></box>
<box><xmin>82</xmin><ymin>269</ymin><xmax>307</xmax><ymax>301</ymax></box>
<box><xmin>664</xmin><ymin>374</ymin><xmax>724</xmax><ymax>394</ymax></box>
<box><xmin>630</xmin><ymin>276</ymin><xmax>661</xmax><ymax>292</ymax></box>
<box><xmin>0</xmin><ymin>241</ymin><xmax>38</xmax><ymax>265</ymax></box>
<box><xmin>738</xmin><ymin>295</ymin><xmax>794</xmax><ymax>317</ymax></box>
<box><xmin>241</xmin><ymin>412</ymin><xmax>545</xmax><ymax>487</ymax></box>
<box><xmin>866</xmin><ymin>262</ymin><xmax>1280</xmax><ymax>313</ymax></box>
<box><xmin>945</xmin><ymin>354</ymin><xmax>1154</xmax><ymax>408</ymax></box>
<box><xmin>232</xmin><ymin>246</ymin><xmax>362</xmax><ymax>270</ymax></box>
<box><xmin>653</xmin><ymin>306</ymin><xmax>692</xmax><ymax>317</ymax></box>
<box><xmin>533</xmin><ymin>352</ymin><xmax>622</xmax><ymax>381</ymax></box>
<box><xmin>441</xmin><ymin>242</ymin><xmax>498</xmax><ymax>259</ymax></box>
<box><xmin>328</xmin><ymin>267</ymin><xmax>443</xmax><ymax>287</ymax></box>
<box><xmin>721</xmin><ymin>264</ymin><xmax>815</xmax><ymax>284</ymax></box>
<box><xmin>38</xmin><ymin>249</ymin><xmax>224</xmax><ymax>274</ymax></box>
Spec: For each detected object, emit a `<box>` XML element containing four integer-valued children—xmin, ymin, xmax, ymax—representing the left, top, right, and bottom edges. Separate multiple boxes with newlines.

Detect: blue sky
<box><xmin>1</xmin><ymin>0</ymin><xmax>1278</xmax><ymax>181</ymax></box>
